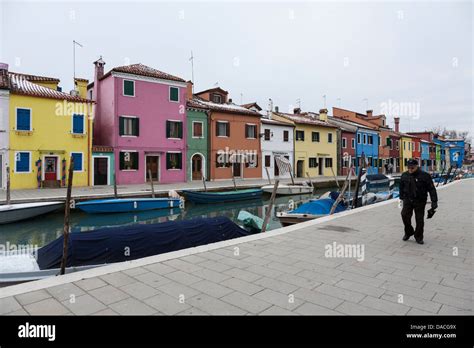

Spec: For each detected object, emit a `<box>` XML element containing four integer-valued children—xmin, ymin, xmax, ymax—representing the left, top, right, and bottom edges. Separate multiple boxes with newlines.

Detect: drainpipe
<box><xmin>207</xmin><ymin>110</ymin><xmax>212</xmax><ymax>181</ymax></box>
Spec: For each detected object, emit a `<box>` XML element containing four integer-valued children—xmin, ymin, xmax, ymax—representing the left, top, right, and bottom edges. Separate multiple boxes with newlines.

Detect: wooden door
<box><xmin>146</xmin><ymin>156</ymin><xmax>159</xmax><ymax>182</ymax></box>
<box><xmin>296</xmin><ymin>160</ymin><xmax>304</xmax><ymax>178</ymax></box>
<box><xmin>94</xmin><ymin>157</ymin><xmax>109</xmax><ymax>185</ymax></box>
<box><xmin>192</xmin><ymin>154</ymin><xmax>203</xmax><ymax>180</ymax></box>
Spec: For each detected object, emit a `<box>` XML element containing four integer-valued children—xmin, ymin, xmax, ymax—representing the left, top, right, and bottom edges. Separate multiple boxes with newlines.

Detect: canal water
<box><xmin>0</xmin><ymin>186</ymin><xmax>341</xmax><ymax>248</ymax></box>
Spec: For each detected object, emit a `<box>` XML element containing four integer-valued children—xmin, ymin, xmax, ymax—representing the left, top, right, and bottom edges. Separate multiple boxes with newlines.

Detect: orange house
<box><xmin>193</xmin><ymin>88</ymin><xmax>262</xmax><ymax>180</ymax></box>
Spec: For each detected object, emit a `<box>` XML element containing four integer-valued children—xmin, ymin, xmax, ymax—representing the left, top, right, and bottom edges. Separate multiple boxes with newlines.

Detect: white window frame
<box><xmin>70</xmin><ymin>152</ymin><xmax>84</xmax><ymax>172</ymax></box>
<box><xmin>363</xmin><ymin>134</ymin><xmax>367</xmax><ymax>145</ymax></box>
<box><xmin>192</xmin><ymin>121</ymin><xmax>204</xmax><ymax>138</ymax></box>
<box><xmin>120</xmin><ymin>150</ymin><xmax>139</xmax><ymax>171</ymax></box>
<box><xmin>123</xmin><ymin>79</ymin><xmax>135</xmax><ymax>97</ymax></box>
<box><xmin>71</xmin><ymin>113</ymin><xmax>86</xmax><ymax>135</ymax></box>
<box><xmin>15</xmin><ymin>107</ymin><xmax>32</xmax><ymax>132</ymax></box>
<box><xmin>357</xmin><ymin>133</ymin><xmax>361</xmax><ymax>144</ymax></box>
<box><xmin>351</xmin><ymin>138</ymin><xmax>355</xmax><ymax>149</ymax></box>
<box><xmin>120</xmin><ymin>115</ymin><xmax>139</xmax><ymax>137</ymax></box>
<box><xmin>166</xmin><ymin>151</ymin><xmax>183</xmax><ymax>171</ymax></box>
<box><xmin>212</xmin><ymin>94</ymin><xmax>222</xmax><ymax>103</ymax></box>
<box><xmin>342</xmin><ymin>137</ymin><xmax>347</xmax><ymax>149</ymax></box>
<box><xmin>42</xmin><ymin>155</ymin><xmax>60</xmax><ymax>180</ymax></box>
<box><xmin>169</xmin><ymin>86</ymin><xmax>180</xmax><ymax>103</ymax></box>
<box><xmin>216</xmin><ymin>120</ymin><xmax>229</xmax><ymax>138</ymax></box>
<box><xmin>14</xmin><ymin>151</ymin><xmax>32</xmax><ymax>173</ymax></box>
<box><xmin>167</xmin><ymin>119</ymin><xmax>183</xmax><ymax>140</ymax></box>
<box><xmin>245</xmin><ymin>123</ymin><xmax>257</xmax><ymax>139</ymax></box>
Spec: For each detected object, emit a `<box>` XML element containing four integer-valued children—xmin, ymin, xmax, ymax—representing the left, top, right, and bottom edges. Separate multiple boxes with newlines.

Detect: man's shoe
<box><xmin>416</xmin><ymin>240</ymin><xmax>424</xmax><ymax>245</ymax></box>
<box><xmin>402</xmin><ymin>234</ymin><xmax>410</xmax><ymax>241</ymax></box>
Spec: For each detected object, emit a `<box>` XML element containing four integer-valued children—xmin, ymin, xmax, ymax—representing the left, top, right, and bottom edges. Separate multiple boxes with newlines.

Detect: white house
<box><xmin>261</xmin><ymin>115</ymin><xmax>294</xmax><ymax>180</ymax></box>
<box><xmin>0</xmin><ymin>63</ymin><xmax>9</xmax><ymax>189</ymax></box>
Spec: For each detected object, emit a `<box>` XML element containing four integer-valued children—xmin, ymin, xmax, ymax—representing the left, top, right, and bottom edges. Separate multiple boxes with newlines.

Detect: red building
<box><xmin>327</xmin><ymin>116</ymin><xmax>358</xmax><ymax>176</ymax></box>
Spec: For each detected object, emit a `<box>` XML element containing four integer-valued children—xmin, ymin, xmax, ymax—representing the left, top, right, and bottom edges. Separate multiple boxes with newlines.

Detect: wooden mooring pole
<box><xmin>264</xmin><ymin>166</ymin><xmax>272</xmax><ymax>185</ymax></box>
<box><xmin>6</xmin><ymin>166</ymin><xmax>10</xmax><ymax>205</ymax></box>
<box><xmin>261</xmin><ymin>180</ymin><xmax>279</xmax><ymax>233</ymax></box>
<box><xmin>148</xmin><ymin>170</ymin><xmax>155</xmax><ymax>198</ymax></box>
<box><xmin>201</xmin><ymin>171</ymin><xmax>207</xmax><ymax>192</ymax></box>
<box><xmin>60</xmin><ymin>156</ymin><xmax>74</xmax><ymax>275</ymax></box>
<box><xmin>113</xmin><ymin>173</ymin><xmax>118</xmax><ymax>198</ymax></box>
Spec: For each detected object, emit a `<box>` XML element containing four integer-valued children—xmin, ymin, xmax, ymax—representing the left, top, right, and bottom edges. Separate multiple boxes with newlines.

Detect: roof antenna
<box><xmin>323</xmin><ymin>94</ymin><xmax>327</xmax><ymax>108</ymax></box>
<box><xmin>73</xmin><ymin>40</ymin><xmax>83</xmax><ymax>90</ymax></box>
<box><xmin>189</xmin><ymin>50</ymin><xmax>194</xmax><ymax>92</ymax></box>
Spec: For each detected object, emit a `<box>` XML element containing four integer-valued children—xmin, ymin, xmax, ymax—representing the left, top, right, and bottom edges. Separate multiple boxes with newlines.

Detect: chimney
<box><xmin>319</xmin><ymin>108</ymin><xmax>328</xmax><ymax>122</ymax></box>
<box><xmin>0</xmin><ymin>62</ymin><xmax>8</xmax><ymax>72</ymax></box>
<box><xmin>228</xmin><ymin>98</ymin><xmax>233</xmax><ymax>103</ymax></box>
<box><xmin>0</xmin><ymin>63</ymin><xmax>8</xmax><ymax>89</ymax></box>
<box><xmin>92</xmin><ymin>56</ymin><xmax>105</xmax><ymax>102</ymax></box>
<box><xmin>394</xmin><ymin>117</ymin><xmax>400</xmax><ymax>132</ymax></box>
<box><xmin>293</xmin><ymin>107</ymin><xmax>301</xmax><ymax>114</ymax></box>
<box><xmin>275</xmin><ymin>106</ymin><xmax>279</xmax><ymax>113</ymax></box>
<box><xmin>366</xmin><ymin>110</ymin><xmax>373</xmax><ymax>117</ymax></box>
<box><xmin>186</xmin><ymin>80</ymin><xmax>193</xmax><ymax>101</ymax></box>
<box><xmin>267</xmin><ymin>99</ymin><xmax>273</xmax><ymax>119</ymax></box>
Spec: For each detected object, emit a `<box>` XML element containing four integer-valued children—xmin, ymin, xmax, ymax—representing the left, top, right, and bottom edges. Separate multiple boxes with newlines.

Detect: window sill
<box><xmin>217</xmin><ymin>136</ymin><xmax>229</xmax><ymax>138</ymax></box>
<box><xmin>15</xmin><ymin>130</ymin><xmax>33</xmax><ymax>135</ymax></box>
<box><xmin>167</xmin><ymin>137</ymin><xmax>183</xmax><ymax>140</ymax></box>
<box><xmin>167</xmin><ymin>168</ymin><xmax>182</xmax><ymax>171</ymax></box>
<box><xmin>121</xmin><ymin>169</ymin><xmax>138</xmax><ymax>172</ymax></box>
<box><xmin>71</xmin><ymin>133</ymin><xmax>87</xmax><ymax>138</ymax></box>
<box><xmin>192</xmin><ymin>136</ymin><xmax>204</xmax><ymax>139</ymax></box>
<box><xmin>120</xmin><ymin>135</ymin><xmax>138</xmax><ymax>138</ymax></box>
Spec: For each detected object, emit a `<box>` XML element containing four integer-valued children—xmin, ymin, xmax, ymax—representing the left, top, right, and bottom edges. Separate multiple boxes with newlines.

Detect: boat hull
<box><xmin>182</xmin><ymin>189</ymin><xmax>263</xmax><ymax>204</ymax></box>
<box><xmin>0</xmin><ymin>202</ymin><xmax>64</xmax><ymax>225</ymax></box>
<box><xmin>276</xmin><ymin>212</ymin><xmax>324</xmax><ymax>226</ymax></box>
<box><xmin>261</xmin><ymin>184</ymin><xmax>313</xmax><ymax>196</ymax></box>
<box><xmin>75</xmin><ymin>198</ymin><xmax>182</xmax><ymax>214</ymax></box>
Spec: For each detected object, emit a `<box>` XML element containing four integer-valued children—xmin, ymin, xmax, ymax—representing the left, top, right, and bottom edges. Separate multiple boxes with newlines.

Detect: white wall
<box><xmin>261</xmin><ymin>122</ymin><xmax>294</xmax><ymax>180</ymax></box>
<box><xmin>0</xmin><ymin>89</ymin><xmax>9</xmax><ymax>189</ymax></box>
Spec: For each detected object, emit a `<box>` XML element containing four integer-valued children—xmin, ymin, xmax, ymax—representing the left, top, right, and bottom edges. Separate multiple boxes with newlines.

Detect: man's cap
<box><xmin>407</xmin><ymin>159</ymin><xmax>418</xmax><ymax>166</ymax></box>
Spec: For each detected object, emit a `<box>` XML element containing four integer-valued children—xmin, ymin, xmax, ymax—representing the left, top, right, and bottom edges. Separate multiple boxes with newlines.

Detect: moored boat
<box><xmin>0</xmin><ymin>201</ymin><xmax>64</xmax><ymax>225</ymax></box>
<box><xmin>182</xmin><ymin>189</ymin><xmax>263</xmax><ymax>204</ymax></box>
<box><xmin>75</xmin><ymin>197</ymin><xmax>183</xmax><ymax>214</ymax></box>
<box><xmin>261</xmin><ymin>183</ymin><xmax>313</xmax><ymax>196</ymax></box>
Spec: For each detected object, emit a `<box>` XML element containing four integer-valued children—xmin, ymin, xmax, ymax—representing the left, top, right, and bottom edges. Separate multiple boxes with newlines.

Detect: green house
<box><xmin>186</xmin><ymin>101</ymin><xmax>208</xmax><ymax>181</ymax></box>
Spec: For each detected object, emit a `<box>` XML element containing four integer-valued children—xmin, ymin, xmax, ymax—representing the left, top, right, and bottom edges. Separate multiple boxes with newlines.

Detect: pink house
<box><xmin>89</xmin><ymin>58</ymin><xmax>187</xmax><ymax>185</ymax></box>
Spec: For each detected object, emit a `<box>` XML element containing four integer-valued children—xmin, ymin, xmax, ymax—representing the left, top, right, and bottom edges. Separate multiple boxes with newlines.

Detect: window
<box><xmin>264</xmin><ymin>129</ymin><xmax>271</xmax><ymax>141</ymax></box>
<box><xmin>325</xmin><ymin>158</ymin><xmax>333</xmax><ymax>168</ymax></box>
<box><xmin>192</xmin><ymin>122</ymin><xmax>203</xmax><ymax>138</ymax></box>
<box><xmin>386</xmin><ymin>137</ymin><xmax>392</xmax><ymax>148</ymax></box>
<box><xmin>368</xmin><ymin>135</ymin><xmax>373</xmax><ymax>145</ymax></box>
<box><xmin>123</xmin><ymin>80</ymin><xmax>135</xmax><ymax>97</ymax></box>
<box><xmin>396</xmin><ymin>140</ymin><xmax>399</xmax><ymax>150</ymax></box>
<box><xmin>72</xmin><ymin>114</ymin><xmax>84</xmax><ymax>134</ymax></box>
<box><xmin>378</xmin><ymin>136</ymin><xmax>381</xmax><ymax>146</ymax></box>
<box><xmin>351</xmin><ymin>138</ymin><xmax>355</xmax><ymax>149</ymax></box>
<box><xmin>169</xmin><ymin>87</ymin><xmax>179</xmax><ymax>102</ymax></box>
<box><xmin>166</xmin><ymin>152</ymin><xmax>182</xmax><ymax>170</ymax></box>
<box><xmin>212</xmin><ymin>94</ymin><xmax>222</xmax><ymax>103</ymax></box>
<box><xmin>119</xmin><ymin>151</ymin><xmax>139</xmax><ymax>170</ymax></box>
<box><xmin>363</xmin><ymin>134</ymin><xmax>367</xmax><ymax>144</ymax></box>
<box><xmin>328</xmin><ymin>133</ymin><xmax>333</xmax><ymax>143</ymax></box>
<box><xmin>265</xmin><ymin>155</ymin><xmax>271</xmax><ymax>167</ymax></box>
<box><xmin>357</xmin><ymin>134</ymin><xmax>361</xmax><ymax>144</ymax></box>
<box><xmin>119</xmin><ymin>117</ymin><xmax>139</xmax><ymax>136</ymax></box>
<box><xmin>418</xmin><ymin>143</ymin><xmax>421</xmax><ymax>152</ymax></box>
<box><xmin>309</xmin><ymin>158</ymin><xmax>318</xmax><ymax>168</ymax></box>
<box><xmin>16</xmin><ymin>108</ymin><xmax>31</xmax><ymax>131</ymax></box>
<box><xmin>216</xmin><ymin>121</ymin><xmax>230</xmax><ymax>137</ymax></box>
<box><xmin>296</xmin><ymin>130</ymin><xmax>305</xmax><ymax>141</ymax></box>
<box><xmin>367</xmin><ymin>157</ymin><xmax>373</xmax><ymax>166</ymax></box>
<box><xmin>15</xmin><ymin>152</ymin><xmax>30</xmax><ymax>172</ymax></box>
<box><xmin>342</xmin><ymin>158</ymin><xmax>349</xmax><ymax>168</ymax></box>
<box><xmin>403</xmin><ymin>142</ymin><xmax>406</xmax><ymax>150</ymax></box>
<box><xmin>245</xmin><ymin>154</ymin><xmax>258</xmax><ymax>168</ymax></box>
<box><xmin>312</xmin><ymin>132</ymin><xmax>320</xmax><ymax>142</ymax></box>
<box><xmin>342</xmin><ymin>138</ymin><xmax>347</xmax><ymax>148</ymax></box>
<box><xmin>71</xmin><ymin>152</ymin><xmax>83</xmax><ymax>171</ymax></box>
<box><xmin>283</xmin><ymin>130</ymin><xmax>289</xmax><ymax>142</ymax></box>
<box><xmin>166</xmin><ymin>120</ymin><xmax>183</xmax><ymax>139</ymax></box>
<box><xmin>216</xmin><ymin>154</ymin><xmax>230</xmax><ymax>168</ymax></box>
<box><xmin>246</xmin><ymin>124</ymin><xmax>257</xmax><ymax>139</ymax></box>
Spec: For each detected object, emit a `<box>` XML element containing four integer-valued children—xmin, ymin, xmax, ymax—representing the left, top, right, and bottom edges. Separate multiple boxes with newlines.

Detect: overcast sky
<box><xmin>1</xmin><ymin>1</ymin><xmax>472</xmax><ymax>135</ymax></box>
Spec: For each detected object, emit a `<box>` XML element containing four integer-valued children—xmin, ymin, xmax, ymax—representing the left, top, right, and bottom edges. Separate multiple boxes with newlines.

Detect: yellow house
<box><xmin>399</xmin><ymin>134</ymin><xmax>414</xmax><ymax>172</ymax></box>
<box><xmin>7</xmin><ymin>70</ymin><xmax>93</xmax><ymax>189</ymax></box>
<box><xmin>273</xmin><ymin>108</ymin><xmax>338</xmax><ymax>177</ymax></box>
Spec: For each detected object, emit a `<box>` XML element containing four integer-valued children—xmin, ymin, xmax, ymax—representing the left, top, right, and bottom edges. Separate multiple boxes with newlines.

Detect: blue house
<box><xmin>355</xmin><ymin>127</ymin><xmax>379</xmax><ymax>174</ymax></box>
<box><xmin>421</xmin><ymin>140</ymin><xmax>430</xmax><ymax>171</ymax></box>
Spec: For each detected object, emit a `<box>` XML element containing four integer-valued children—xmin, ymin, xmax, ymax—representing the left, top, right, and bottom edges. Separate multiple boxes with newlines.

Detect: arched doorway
<box><xmin>191</xmin><ymin>153</ymin><xmax>204</xmax><ymax>180</ymax></box>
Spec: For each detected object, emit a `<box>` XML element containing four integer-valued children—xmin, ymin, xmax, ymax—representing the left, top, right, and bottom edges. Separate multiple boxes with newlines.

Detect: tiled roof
<box><xmin>10</xmin><ymin>72</ymin><xmax>60</xmax><ymax>83</ymax></box>
<box><xmin>101</xmin><ymin>63</ymin><xmax>185</xmax><ymax>83</ymax></box>
<box><xmin>241</xmin><ymin>102</ymin><xmax>262</xmax><ymax>111</ymax></box>
<box><xmin>9</xmin><ymin>72</ymin><xmax>92</xmax><ymax>103</ymax></box>
<box><xmin>275</xmin><ymin>111</ymin><xmax>337</xmax><ymax>128</ymax></box>
<box><xmin>188</xmin><ymin>95</ymin><xmax>261</xmax><ymax>116</ymax></box>
<box><xmin>186</xmin><ymin>97</ymin><xmax>209</xmax><ymax>111</ymax></box>
<box><xmin>0</xmin><ymin>69</ymin><xmax>9</xmax><ymax>90</ymax></box>
<box><xmin>261</xmin><ymin>116</ymin><xmax>294</xmax><ymax>127</ymax></box>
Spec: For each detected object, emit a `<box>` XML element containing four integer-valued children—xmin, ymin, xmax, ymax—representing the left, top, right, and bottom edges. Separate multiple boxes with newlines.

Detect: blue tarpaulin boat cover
<box><xmin>290</xmin><ymin>198</ymin><xmax>346</xmax><ymax>215</ymax></box>
<box><xmin>37</xmin><ymin>217</ymin><xmax>250</xmax><ymax>270</ymax></box>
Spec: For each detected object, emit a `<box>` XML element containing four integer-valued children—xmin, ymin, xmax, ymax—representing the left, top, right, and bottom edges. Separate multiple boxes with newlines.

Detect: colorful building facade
<box><xmin>2</xmin><ymin>64</ymin><xmax>93</xmax><ymax>189</ymax></box>
<box><xmin>0</xmin><ymin>63</ymin><xmax>9</xmax><ymax>189</ymax></box>
<box><xmin>327</xmin><ymin>116</ymin><xmax>357</xmax><ymax>176</ymax></box>
<box><xmin>90</xmin><ymin>60</ymin><xmax>188</xmax><ymax>185</ymax></box>
<box><xmin>186</xmin><ymin>92</ymin><xmax>209</xmax><ymax>181</ymax></box>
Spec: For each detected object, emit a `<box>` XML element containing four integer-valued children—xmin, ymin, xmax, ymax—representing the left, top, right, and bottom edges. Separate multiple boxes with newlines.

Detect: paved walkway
<box><xmin>0</xmin><ymin>180</ymin><xmax>471</xmax><ymax>315</ymax></box>
<box><xmin>0</xmin><ymin>176</ymin><xmax>343</xmax><ymax>204</ymax></box>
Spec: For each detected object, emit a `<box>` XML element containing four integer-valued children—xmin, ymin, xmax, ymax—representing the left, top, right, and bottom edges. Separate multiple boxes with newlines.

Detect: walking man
<box><xmin>399</xmin><ymin>159</ymin><xmax>438</xmax><ymax>244</ymax></box>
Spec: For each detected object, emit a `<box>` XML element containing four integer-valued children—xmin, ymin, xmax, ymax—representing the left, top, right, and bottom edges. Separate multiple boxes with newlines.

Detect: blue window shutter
<box><xmin>73</xmin><ymin>114</ymin><xmax>84</xmax><ymax>134</ymax></box>
<box><xmin>16</xmin><ymin>152</ymin><xmax>30</xmax><ymax>172</ymax></box>
<box><xmin>72</xmin><ymin>153</ymin><xmax>83</xmax><ymax>171</ymax></box>
<box><xmin>17</xmin><ymin>109</ymin><xmax>31</xmax><ymax>131</ymax></box>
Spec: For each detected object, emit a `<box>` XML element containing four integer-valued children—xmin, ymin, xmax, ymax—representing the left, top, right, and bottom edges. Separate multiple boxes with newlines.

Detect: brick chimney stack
<box><xmin>92</xmin><ymin>56</ymin><xmax>105</xmax><ymax>102</ymax></box>
<box><xmin>394</xmin><ymin>117</ymin><xmax>400</xmax><ymax>132</ymax></box>
<box><xmin>186</xmin><ymin>80</ymin><xmax>193</xmax><ymax>101</ymax></box>
<box><xmin>366</xmin><ymin>110</ymin><xmax>373</xmax><ymax>117</ymax></box>
<box><xmin>319</xmin><ymin>108</ymin><xmax>328</xmax><ymax>122</ymax></box>
<box><xmin>293</xmin><ymin>107</ymin><xmax>301</xmax><ymax>114</ymax></box>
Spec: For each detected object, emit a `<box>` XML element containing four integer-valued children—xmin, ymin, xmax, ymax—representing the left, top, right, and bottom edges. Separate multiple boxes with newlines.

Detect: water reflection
<box><xmin>0</xmin><ymin>187</ymin><xmax>335</xmax><ymax>248</ymax></box>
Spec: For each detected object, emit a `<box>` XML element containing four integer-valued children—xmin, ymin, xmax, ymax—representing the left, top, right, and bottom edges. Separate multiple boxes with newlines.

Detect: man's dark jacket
<box><xmin>399</xmin><ymin>169</ymin><xmax>438</xmax><ymax>203</ymax></box>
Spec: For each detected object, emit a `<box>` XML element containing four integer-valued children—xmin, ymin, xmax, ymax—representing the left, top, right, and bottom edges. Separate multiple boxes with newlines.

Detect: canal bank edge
<box><xmin>0</xmin><ymin>179</ymin><xmax>463</xmax><ymax>300</ymax></box>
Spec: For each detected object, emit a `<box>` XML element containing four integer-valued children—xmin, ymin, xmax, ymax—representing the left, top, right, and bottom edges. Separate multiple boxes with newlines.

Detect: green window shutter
<box><xmin>166</xmin><ymin>121</ymin><xmax>171</xmax><ymax>138</ymax></box>
<box><xmin>134</xmin><ymin>118</ymin><xmax>140</xmax><ymax>137</ymax></box>
<box><xmin>226</xmin><ymin>123</ymin><xmax>230</xmax><ymax>137</ymax></box>
<box><xmin>178</xmin><ymin>122</ymin><xmax>183</xmax><ymax>139</ymax></box>
<box><xmin>119</xmin><ymin>117</ymin><xmax>124</xmax><ymax>136</ymax></box>
<box><xmin>166</xmin><ymin>153</ymin><xmax>171</xmax><ymax>169</ymax></box>
<box><xmin>132</xmin><ymin>152</ymin><xmax>139</xmax><ymax>169</ymax></box>
<box><xmin>119</xmin><ymin>152</ymin><xmax>125</xmax><ymax>170</ymax></box>
<box><xmin>170</xmin><ymin>87</ymin><xmax>179</xmax><ymax>102</ymax></box>
<box><xmin>123</xmin><ymin>80</ymin><xmax>134</xmax><ymax>96</ymax></box>
<box><xmin>177</xmin><ymin>153</ymin><xmax>182</xmax><ymax>169</ymax></box>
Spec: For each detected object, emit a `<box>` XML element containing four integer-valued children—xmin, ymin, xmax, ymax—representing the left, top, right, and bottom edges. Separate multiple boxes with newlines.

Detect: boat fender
<box><xmin>133</xmin><ymin>201</ymin><xmax>138</xmax><ymax>209</ymax></box>
<box><xmin>288</xmin><ymin>199</ymin><xmax>295</xmax><ymax>210</ymax></box>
